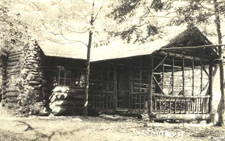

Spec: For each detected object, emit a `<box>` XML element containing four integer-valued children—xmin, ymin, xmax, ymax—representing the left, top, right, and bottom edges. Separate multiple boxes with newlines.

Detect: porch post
<box><xmin>113</xmin><ymin>63</ymin><xmax>117</xmax><ymax>111</ymax></box>
<box><xmin>172</xmin><ymin>57</ymin><xmax>174</xmax><ymax>95</ymax></box>
<box><xmin>129</xmin><ymin>59</ymin><xmax>133</xmax><ymax>112</ymax></box>
<box><xmin>148</xmin><ymin>55</ymin><xmax>153</xmax><ymax>114</ymax></box>
<box><xmin>208</xmin><ymin>62</ymin><xmax>213</xmax><ymax>114</ymax></box>
<box><xmin>182</xmin><ymin>57</ymin><xmax>185</xmax><ymax>95</ymax></box>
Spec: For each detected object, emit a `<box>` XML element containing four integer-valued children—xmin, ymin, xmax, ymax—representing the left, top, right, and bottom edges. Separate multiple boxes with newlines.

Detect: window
<box><xmin>57</xmin><ymin>66</ymin><xmax>85</xmax><ymax>87</ymax></box>
<box><xmin>73</xmin><ymin>71</ymin><xmax>85</xmax><ymax>87</ymax></box>
<box><xmin>58</xmin><ymin>69</ymin><xmax>72</xmax><ymax>86</ymax></box>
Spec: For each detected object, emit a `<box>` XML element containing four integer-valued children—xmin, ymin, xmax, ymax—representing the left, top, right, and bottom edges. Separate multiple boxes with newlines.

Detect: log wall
<box><xmin>1</xmin><ymin>42</ymin><xmax>45</xmax><ymax>113</ymax></box>
<box><xmin>1</xmin><ymin>51</ymin><xmax>23</xmax><ymax>109</ymax></box>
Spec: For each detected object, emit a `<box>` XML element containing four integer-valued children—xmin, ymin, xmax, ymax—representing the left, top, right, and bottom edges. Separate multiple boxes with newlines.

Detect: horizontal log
<box><xmin>27</xmin><ymin>69</ymin><xmax>40</xmax><ymax>72</ymax></box>
<box><xmin>52</xmin><ymin>86</ymin><xmax>85</xmax><ymax>93</ymax></box>
<box><xmin>28</xmin><ymin>81</ymin><xmax>41</xmax><ymax>85</ymax></box>
<box><xmin>50</xmin><ymin>93</ymin><xmax>85</xmax><ymax>102</ymax></box>
<box><xmin>50</xmin><ymin>100</ymin><xmax>84</xmax><ymax>107</ymax></box>
<box><xmin>51</xmin><ymin>105</ymin><xmax>83</xmax><ymax>116</ymax></box>
<box><xmin>7</xmin><ymin>66</ymin><xmax>20</xmax><ymax>71</ymax></box>
<box><xmin>5</xmin><ymin>94</ymin><xmax>19</xmax><ymax>98</ymax></box>
<box><xmin>5</xmin><ymin>98</ymin><xmax>18</xmax><ymax>103</ymax></box>
<box><xmin>7</xmin><ymin>62</ymin><xmax>18</xmax><ymax>66</ymax></box>
<box><xmin>7</xmin><ymin>69</ymin><xmax>20</xmax><ymax>73</ymax></box>
<box><xmin>25</xmin><ymin>56</ymin><xmax>39</xmax><ymax>61</ymax></box>
<box><xmin>6</xmin><ymin>88</ymin><xmax>18</xmax><ymax>92</ymax></box>
<box><xmin>7</xmin><ymin>59</ymin><xmax>20</xmax><ymax>64</ymax></box>
<box><xmin>152</xmin><ymin>93</ymin><xmax>210</xmax><ymax>99</ymax></box>
<box><xmin>25</xmin><ymin>59</ymin><xmax>39</xmax><ymax>63</ymax></box>
<box><xmin>155</xmin><ymin>114</ymin><xmax>210</xmax><ymax>121</ymax></box>
<box><xmin>8</xmin><ymin>54</ymin><xmax>21</xmax><ymax>59</ymax></box>
<box><xmin>8</xmin><ymin>51</ymin><xmax>22</xmax><ymax>56</ymax></box>
<box><xmin>158</xmin><ymin>51</ymin><xmax>210</xmax><ymax>62</ymax></box>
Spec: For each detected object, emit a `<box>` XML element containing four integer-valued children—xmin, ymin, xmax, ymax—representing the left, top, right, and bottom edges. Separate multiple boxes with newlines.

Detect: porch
<box><xmin>89</xmin><ymin>50</ymin><xmax>215</xmax><ymax>120</ymax></box>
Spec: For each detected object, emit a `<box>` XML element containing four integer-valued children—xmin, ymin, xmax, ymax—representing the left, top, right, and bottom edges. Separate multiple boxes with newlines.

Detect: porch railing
<box><xmin>89</xmin><ymin>90</ymin><xmax>114</xmax><ymax>109</ymax></box>
<box><xmin>130</xmin><ymin>92</ymin><xmax>210</xmax><ymax>114</ymax></box>
<box><xmin>90</xmin><ymin>91</ymin><xmax>210</xmax><ymax>114</ymax></box>
<box><xmin>152</xmin><ymin>94</ymin><xmax>210</xmax><ymax>114</ymax></box>
<box><xmin>130</xmin><ymin>92</ymin><xmax>147</xmax><ymax>113</ymax></box>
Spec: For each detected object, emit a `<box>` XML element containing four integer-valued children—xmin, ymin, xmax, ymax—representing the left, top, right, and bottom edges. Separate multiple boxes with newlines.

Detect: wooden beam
<box><xmin>208</xmin><ymin>63</ymin><xmax>213</xmax><ymax>114</ymax></box>
<box><xmin>172</xmin><ymin>57</ymin><xmax>174</xmax><ymax>95</ymax></box>
<box><xmin>192</xmin><ymin>57</ymin><xmax>195</xmax><ymax>96</ymax></box>
<box><xmin>153</xmin><ymin>55</ymin><xmax>167</xmax><ymax>71</ymax></box>
<box><xmin>106</xmin><ymin>65</ymin><xmax>110</xmax><ymax>109</ymax></box>
<box><xmin>139</xmin><ymin>57</ymin><xmax>142</xmax><ymax>93</ymax></box>
<box><xmin>161</xmin><ymin>44</ymin><xmax>225</xmax><ymax>50</ymax></box>
<box><xmin>162</xmin><ymin>60</ymin><xmax>164</xmax><ymax>90</ymax></box>
<box><xmin>182</xmin><ymin>57</ymin><xmax>185</xmax><ymax>95</ymax></box>
<box><xmin>152</xmin><ymin>93</ymin><xmax>210</xmax><ymax>98</ymax></box>
<box><xmin>148</xmin><ymin>55</ymin><xmax>153</xmax><ymax>114</ymax></box>
<box><xmin>113</xmin><ymin>64</ymin><xmax>117</xmax><ymax>110</ymax></box>
<box><xmin>156</xmin><ymin>114</ymin><xmax>211</xmax><ymax>120</ymax></box>
<box><xmin>129</xmin><ymin>59</ymin><xmax>133</xmax><ymax>111</ymax></box>
<box><xmin>200</xmin><ymin>61</ymin><xmax>209</xmax><ymax>78</ymax></box>
<box><xmin>159</xmin><ymin>51</ymin><xmax>210</xmax><ymax>61</ymax></box>
<box><xmin>153</xmin><ymin>76</ymin><xmax>166</xmax><ymax>95</ymax></box>
<box><xmin>201</xmin><ymin>57</ymin><xmax>203</xmax><ymax>93</ymax></box>
<box><xmin>106</xmin><ymin>65</ymin><xmax>110</xmax><ymax>90</ymax></box>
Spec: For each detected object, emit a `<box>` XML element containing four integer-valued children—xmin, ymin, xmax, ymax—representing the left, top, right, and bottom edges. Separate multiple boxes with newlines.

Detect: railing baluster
<box><xmin>180</xmin><ymin>98</ymin><xmax>182</xmax><ymax>114</ymax></box>
<box><xmin>169</xmin><ymin>98</ymin><xmax>171</xmax><ymax>113</ymax></box>
<box><xmin>193</xmin><ymin>98</ymin><xmax>195</xmax><ymax>114</ymax></box>
<box><xmin>185</xmin><ymin>98</ymin><xmax>187</xmax><ymax>114</ymax></box>
<box><xmin>131</xmin><ymin>94</ymin><xmax>133</xmax><ymax>111</ymax></box>
<box><xmin>154</xmin><ymin>96</ymin><xmax>157</xmax><ymax>112</ymax></box>
<box><xmin>139</xmin><ymin>95</ymin><xmax>141</xmax><ymax>112</ymax></box>
<box><xmin>135</xmin><ymin>95</ymin><xmax>137</xmax><ymax>112</ymax></box>
<box><xmin>106</xmin><ymin>92</ymin><xmax>108</xmax><ymax>109</ymax></box>
<box><xmin>203</xmin><ymin>98</ymin><xmax>205</xmax><ymax>114</ymax></box>
<box><xmin>143</xmin><ymin>95</ymin><xmax>146</xmax><ymax>112</ymax></box>
<box><xmin>200</xmin><ymin>98</ymin><xmax>202</xmax><ymax>114</ymax></box>
<box><xmin>174</xmin><ymin>98</ymin><xmax>176</xmax><ymax>114</ymax></box>
<box><xmin>197</xmin><ymin>98</ymin><xmax>199</xmax><ymax>114</ymax></box>
<box><xmin>159</xmin><ymin>97</ymin><xmax>161</xmax><ymax>113</ymax></box>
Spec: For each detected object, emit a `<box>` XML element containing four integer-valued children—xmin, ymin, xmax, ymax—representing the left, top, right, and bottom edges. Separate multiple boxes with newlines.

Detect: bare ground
<box><xmin>0</xmin><ymin>106</ymin><xmax>225</xmax><ymax>141</ymax></box>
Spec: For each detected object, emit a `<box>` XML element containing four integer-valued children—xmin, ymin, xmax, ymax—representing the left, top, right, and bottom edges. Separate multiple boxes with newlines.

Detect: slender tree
<box><xmin>83</xmin><ymin>1</ymin><xmax>95</xmax><ymax>116</ymax></box>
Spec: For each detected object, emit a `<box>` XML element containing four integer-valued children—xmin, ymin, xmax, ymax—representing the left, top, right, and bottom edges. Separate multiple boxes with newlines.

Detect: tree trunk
<box><xmin>214</xmin><ymin>0</ymin><xmax>225</xmax><ymax>126</ymax></box>
<box><xmin>83</xmin><ymin>31</ymin><xmax>93</xmax><ymax>116</ymax></box>
<box><xmin>83</xmin><ymin>2</ymin><xmax>95</xmax><ymax>116</ymax></box>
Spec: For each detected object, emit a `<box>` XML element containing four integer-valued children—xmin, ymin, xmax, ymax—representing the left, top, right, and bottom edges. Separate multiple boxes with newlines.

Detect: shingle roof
<box><xmin>38</xmin><ymin>25</ymin><xmax>212</xmax><ymax>62</ymax></box>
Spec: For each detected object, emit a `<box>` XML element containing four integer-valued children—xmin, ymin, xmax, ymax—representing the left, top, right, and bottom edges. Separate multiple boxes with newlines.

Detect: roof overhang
<box><xmin>38</xmin><ymin>25</ymin><xmax>214</xmax><ymax>62</ymax></box>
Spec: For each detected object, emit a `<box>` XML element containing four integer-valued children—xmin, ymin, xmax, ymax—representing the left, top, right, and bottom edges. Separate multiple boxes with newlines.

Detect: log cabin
<box><xmin>0</xmin><ymin>25</ymin><xmax>219</xmax><ymax>121</ymax></box>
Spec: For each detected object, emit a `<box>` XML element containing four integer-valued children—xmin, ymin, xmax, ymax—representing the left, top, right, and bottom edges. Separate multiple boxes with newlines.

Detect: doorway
<box><xmin>116</xmin><ymin>67</ymin><xmax>130</xmax><ymax>109</ymax></box>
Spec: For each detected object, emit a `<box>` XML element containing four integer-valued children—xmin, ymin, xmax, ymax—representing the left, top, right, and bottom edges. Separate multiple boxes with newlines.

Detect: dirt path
<box><xmin>0</xmin><ymin>106</ymin><xmax>225</xmax><ymax>141</ymax></box>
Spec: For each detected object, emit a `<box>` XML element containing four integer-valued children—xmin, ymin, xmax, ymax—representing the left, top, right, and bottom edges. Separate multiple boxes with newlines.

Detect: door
<box><xmin>117</xmin><ymin>67</ymin><xmax>130</xmax><ymax>109</ymax></box>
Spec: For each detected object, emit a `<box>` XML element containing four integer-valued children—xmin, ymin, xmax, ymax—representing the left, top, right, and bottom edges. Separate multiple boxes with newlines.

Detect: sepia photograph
<box><xmin>0</xmin><ymin>0</ymin><xmax>225</xmax><ymax>140</ymax></box>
